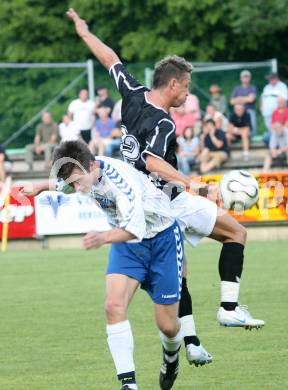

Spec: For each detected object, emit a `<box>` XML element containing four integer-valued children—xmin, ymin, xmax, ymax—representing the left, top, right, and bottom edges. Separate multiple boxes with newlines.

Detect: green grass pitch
<box><xmin>1</xmin><ymin>241</ymin><xmax>288</xmax><ymax>389</ymax></box>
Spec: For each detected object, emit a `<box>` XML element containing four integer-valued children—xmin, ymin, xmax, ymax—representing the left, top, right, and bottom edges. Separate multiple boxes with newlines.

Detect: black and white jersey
<box><xmin>109</xmin><ymin>62</ymin><xmax>179</xmax><ymax>197</ymax></box>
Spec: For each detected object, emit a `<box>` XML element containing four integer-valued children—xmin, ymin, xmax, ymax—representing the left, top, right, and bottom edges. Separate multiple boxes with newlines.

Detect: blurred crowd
<box><xmin>1</xmin><ymin>69</ymin><xmax>287</xmax><ymax>183</ymax></box>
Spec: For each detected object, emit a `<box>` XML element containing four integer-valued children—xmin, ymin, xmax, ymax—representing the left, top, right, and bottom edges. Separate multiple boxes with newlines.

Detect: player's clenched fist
<box><xmin>66</xmin><ymin>8</ymin><xmax>89</xmax><ymax>38</ymax></box>
<box><xmin>83</xmin><ymin>231</ymin><xmax>107</xmax><ymax>249</ymax></box>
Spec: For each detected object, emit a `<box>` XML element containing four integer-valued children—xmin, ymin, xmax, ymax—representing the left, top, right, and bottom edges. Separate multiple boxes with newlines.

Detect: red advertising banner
<box><xmin>0</xmin><ymin>187</ymin><xmax>36</xmax><ymax>239</ymax></box>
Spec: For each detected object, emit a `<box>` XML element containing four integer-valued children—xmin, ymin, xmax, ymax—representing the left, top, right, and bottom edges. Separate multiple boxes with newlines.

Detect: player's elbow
<box><xmin>145</xmin><ymin>155</ymin><xmax>158</xmax><ymax>174</ymax></box>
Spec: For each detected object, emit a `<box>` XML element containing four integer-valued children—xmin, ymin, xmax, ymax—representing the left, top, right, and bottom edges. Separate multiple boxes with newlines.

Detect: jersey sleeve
<box><xmin>109</xmin><ymin>62</ymin><xmax>145</xmax><ymax>99</ymax></box>
<box><xmin>142</xmin><ymin>118</ymin><xmax>176</xmax><ymax>160</ymax></box>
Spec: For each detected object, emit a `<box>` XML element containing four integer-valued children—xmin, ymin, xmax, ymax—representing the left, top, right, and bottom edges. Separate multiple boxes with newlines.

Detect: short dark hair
<box><xmin>153</xmin><ymin>55</ymin><xmax>193</xmax><ymax>88</ymax></box>
<box><xmin>52</xmin><ymin>141</ymin><xmax>95</xmax><ymax>180</ymax></box>
<box><xmin>203</xmin><ymin>118</ymin><xmax>215</xmax><ymax>127</ymax></box>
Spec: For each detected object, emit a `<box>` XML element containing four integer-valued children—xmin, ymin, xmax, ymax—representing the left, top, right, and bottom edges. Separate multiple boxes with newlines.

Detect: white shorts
<box><xmin>171</xmin><ymin>192</ymin><xmax>217</xmax><ymax>247</ymax></box>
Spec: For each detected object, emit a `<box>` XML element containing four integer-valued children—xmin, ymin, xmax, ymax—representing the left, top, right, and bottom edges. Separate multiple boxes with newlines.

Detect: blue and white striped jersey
<box><xmin>57</xmin><ymin>157</ymin><xmax>174</xmax><ymax>241</ymax></box>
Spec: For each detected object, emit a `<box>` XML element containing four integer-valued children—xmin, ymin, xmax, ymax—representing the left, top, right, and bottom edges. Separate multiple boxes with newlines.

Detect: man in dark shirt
<box><xmin>228</xmin><ymin>103</ymin><xmax>251</xmax><ymax>160</ymax></box>
<box><xmin>67</xmin><ymin>9</ymin><xmax>265</xmax><ymax>389</ymax></box>
<box><xmin>95</xmin><ymin>85</ymin><xmax>114</xmax><ymax>115</ymax></box>
<box><xmin>199</xmin><ymin>119</ymin><xmax>229</xmax><ymax>174</ymax></box>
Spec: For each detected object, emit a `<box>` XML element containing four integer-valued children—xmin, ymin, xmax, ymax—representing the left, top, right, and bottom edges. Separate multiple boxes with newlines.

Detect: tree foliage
<box><xmin>0</xmin><ymin>0</ymin><xmax>288</xmax><ymax>145</ymax></box>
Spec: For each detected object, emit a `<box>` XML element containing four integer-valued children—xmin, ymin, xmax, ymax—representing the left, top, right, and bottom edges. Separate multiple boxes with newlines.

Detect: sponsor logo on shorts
<box><xmin>162</xmin><ymin>294</ymin><xmax>178</xmax><ymax>299</ymax></box>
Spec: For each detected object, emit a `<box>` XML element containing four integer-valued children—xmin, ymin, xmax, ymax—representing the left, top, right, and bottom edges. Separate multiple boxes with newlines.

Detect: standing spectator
<box><xmin>204</xmin><ymin>103</ymin><xmax>229</xmax><ymax>132</ymax></box>
<box><xmin>260</xmin><ymin>73</ymin><xmax>288</xmax><ymax>132</ymax></box>
<box><xmin>198</xmin><ymin>119</ymin><xmax>229</xmax><ymax>174</ymax></box>
<box><xmin>177</xmin><ymin>127</ymin><xmax>200</xmax><ymax>175</ymax></box>
<box><xmin>170</xmin><ymin>104</ymin><xmax>195</xmax><ymax>136</ymax></box>
<box><xmin>95</xmin><ymin>85</ymin><xmax>114</xmax><ymax>115</ymax></box>
<box><xmin>68</xmin><ymin>89</ymin><xmax>95</xmax><ymax>144</ymax></box>
<box><xmin>263</xmin><ymin>122</ymin><xmax>288</xmax><ymax>171</ymax></box>
<box><xmin>25</xmin><ymin>112</ymin><xmax>58</xmax><ymax>170</ymax></box>
<box><xmin>0</xmin><ymin>144</ymin><xmax>12</xmax><ymax>183</ymax></box>
<box><xmin>184</xmin><ymin>93</ymin><xmax>201</xmax><ymax>123</ymax></box>
<box><xmin>227</xmin><ymin>104</ymin><xmax>251</xmax><ymax>160</ymax></box>
<box><xmin>271</xmin><ymin>97</ymin><xmax>288</xmax><ymax>128</ymax></box>
<box><xmin>230</xmin><ymin>70</ymin><xmax>257</xmax><ymax>136</ymax></box>
<box><xmin>59</xmin><ymin>115</ymin><xmax>80</xmax><ymax>142</ymax></box>
<box><xmin>90</xmin><ymin>105</ymin><xmax>121</xmax><ymax>156</ymax></box>
<box><xmin>209</xmin><ymin>84</ymin><xmax>227</xmax><ymax>114</ymax></box>
<box><xmin>111</xmin><ymin>99</ymin><xmax>122</xmax><ymax>127</ymax></box>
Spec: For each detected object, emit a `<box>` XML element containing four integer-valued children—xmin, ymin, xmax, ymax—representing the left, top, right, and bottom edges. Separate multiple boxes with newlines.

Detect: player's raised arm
<box><xmin>66</xmin><ymin>8</ymin><xmax>120</xmax><ymax>70</ymax></box>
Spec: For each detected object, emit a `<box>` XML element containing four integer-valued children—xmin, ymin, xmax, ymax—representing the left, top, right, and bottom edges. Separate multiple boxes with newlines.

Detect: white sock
<box><xmin>106</xmin><ymin>320</ymin><xmax>135</xmax><ymax>376</ymax></box>
<box><xmin>221</xmin><ymin>281</ymin><xmax>240</xmax><ymax>304</ymax></box>
<box><xmin>180</xmin><ymin>315</ymin><xmax>196</xmax><ymax>337</ymax></box>
<box><xmin>160</xmin><ymin>322</ymin><xmax>183</xmax><ymax>362</ymax></box>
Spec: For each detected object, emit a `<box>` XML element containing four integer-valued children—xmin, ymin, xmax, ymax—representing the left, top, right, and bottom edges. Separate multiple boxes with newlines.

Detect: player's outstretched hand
<box><xmin>21</xmin><ymin>182</ymin><xmax>49</xmax><ymax>197</ymax></box>
<box><xmin>83</xmin><ymin>231</ymin><xmax>106</xmax><ymax>250</ymax></box>
<box><xmin>66</xmin><ymin>8</ymin><xmax>89</xmax><ymax>38</ymax></box>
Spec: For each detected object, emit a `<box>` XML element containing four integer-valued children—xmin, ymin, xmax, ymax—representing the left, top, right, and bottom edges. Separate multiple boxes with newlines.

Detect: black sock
<box><xmin>179</xmin><ymin>278</ymin><xmax>200</xmax><ymax>347</ymax></box>
<box><xmin>219</xmin><ymin>242</ymin><xmax>244</xmax><ymax>311</ymax></box>
<box><xmin>179</xmin><ymin>277</ymin><xmax>193</xmax><ymax>317</ymax></box>
<box><xmin>118</xmin><ymin>371</ymin><xmax>136</xmax><ymax>387</ymax></box>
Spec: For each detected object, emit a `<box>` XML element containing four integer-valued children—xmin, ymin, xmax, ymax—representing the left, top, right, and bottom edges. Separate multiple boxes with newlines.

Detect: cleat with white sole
<box><xmin>217</xmin><ymin>305</ymin><xmax>265</xmax><ymax>329</ymax></box>
<box><xmin>186</xmin><ymin>344</ymin><xmax>212</xmax><ymax>366</ymax></box>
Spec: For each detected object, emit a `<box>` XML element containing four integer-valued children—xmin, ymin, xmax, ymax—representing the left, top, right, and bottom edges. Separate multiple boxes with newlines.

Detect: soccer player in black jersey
<box><xmin>67</xmin><ymin>7</ymin><xmax>265</xmax><ymax>383</ymax></box>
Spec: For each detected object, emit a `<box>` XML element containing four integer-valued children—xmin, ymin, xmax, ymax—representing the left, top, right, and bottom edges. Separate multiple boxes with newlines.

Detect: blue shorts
<box><xmin>107</xmin><ymin>222</ymin><xmax>184</xmax><ymax>305</ymax></box>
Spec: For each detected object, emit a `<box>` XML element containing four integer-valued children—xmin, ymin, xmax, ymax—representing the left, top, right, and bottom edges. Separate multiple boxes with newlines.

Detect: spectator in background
<box><xmin>260</xmin><ymin>73</ymin><xmax>288</xmax><ymax>132</ymax></box>
<box><xmin>198</xmin><ymin>119</ymin><xmax>229</xmax><ymax>174</ymax></box>
<box><xmin>89</xmin><ymin>105</ymin><xmax>121</xmax><ymax>156</ymax></box>
<box><xmin>263</xmin><ymin>122</ymin><xmax>288</xmax><ymax>171</ymax></box>
<box><xmin>204</xmin><ymin>103</ymin><xmax>229</xmax><ymax>133</ymax></box>
<box><xmin>177</xmin><ymin>126</ymin><xmax>200</xmax><ymax>175</ymax></box>
<box><xmin>184</xmin><ymin>93</ymin><xmax>201</xmax><ymax>122</ymax></box>
<box><xmin>230</xmin><ymin>70</ymin><xmax>257</xmax><ymax>136</ymax></box>
<box><xmin>95</xmin><ymin>85</ymin><xmax>114</xmax><ymax>115</ymax></box>
<box><xmin>0</xmin><ymin>144</ymin><xmax>12</xmax><ymax>182</ymax></box>
<box><xmin>209</xmin><ymin>84</ymin><xmax>227</xmax><ymax>115</ymax></box>
<box><xmin>170</xmin><ymin>104</ymin><xmax>195</xmax><ymax>137</ymax></box>
<box><xmin>68</xmin><ymin>89</ymin><xmax>95</xmax><ymax>144</ymax></box>
<box><xmin>271</xmin><ymin>97</ymin><xmax>288</xmax><ymax>128</ymax></box>
<box><xmin>111</xmin><ymin>99</ymin><xmax>122</xmax><ymax>127</ymax></box>
<box><xmin>25</xmin><ymin>112</ymin><xmax>58</xmax><ymax>170</ymax></box>
<box><xmin>227</xmin><ymin>103</ymin><xmax>251</xmax><ymax>160</ymax></box>
<box><xmin>59</xmin><ymin>114</ymin><xmax>80</xmax><ymax>142</ymax></box>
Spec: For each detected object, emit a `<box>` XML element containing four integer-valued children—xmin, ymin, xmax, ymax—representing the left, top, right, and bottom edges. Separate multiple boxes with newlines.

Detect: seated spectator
<box><xmin>89</xmin><ymin>105</ymin><xmax>121</xmax><ymax>156</ymax></box>
<box><xmin>204</xmin><ymin>103</ymin><xmax>229</xmax><ymax>132</ymax></box>
<box><xmin>263</xmin><ymin>122</ymin><xmax>288</xmax><ymax>171</ymax></box>
<box><xmin>59</xmin><ymin>115</ymin><xmax>80</xmax><ymax>142</ymax></box>
<box><xmin>198</xmin><ymin>119</ymin><xmax>229</xmax><ymax>174</ymax></box>
<box><xmin>227</xmin><ymin>103</ymin><xmax>251</xmax><ymax>160</ymax></box>
<box><xmin>0</xmin><ymin>144</ymin><xmax>12</xmax><ymax>183</ymax></box>
<box><xmin>95</xmin><ymin>85</ymin><xmax>114</xmax><ymax>115</ymax></box>
<box><xmin>209</xmin><ymin>84</ymin><xmax>227</xmax><ymax>115</ymax></box>
<box><xmin>25</xmin><ymin>112</ymin><xmax>58</xmax><ymax>170</ymax></box>
<box><xmin>271</xmin><ymin>97</ymin><xmax>288</xmax><ymax>127</ymax></box>
<box><xmin>230</xmin><ymin>70</ymin><xmax>257</xmax><ymax>136</ymax></box>
<box><xmin>171</xmin><ymin>104</ymin><xmax>195</xmax><ymax>137</ymax></box>
<box><xmin>68</xmin><ymin>89</ymin><xmax>95</xmax><ymax>144</ymax></box>
<box><xmin>177</xmin><ymin>127</ymin><xmax>200</xmax><ymax>175</ymax></box>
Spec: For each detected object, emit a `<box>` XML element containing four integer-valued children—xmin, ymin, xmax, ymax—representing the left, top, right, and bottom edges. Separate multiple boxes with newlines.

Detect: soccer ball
<box><xmin>219</xmin><ymin>170</ymin><xmax>259</xmax><ymax>211</ymax></box>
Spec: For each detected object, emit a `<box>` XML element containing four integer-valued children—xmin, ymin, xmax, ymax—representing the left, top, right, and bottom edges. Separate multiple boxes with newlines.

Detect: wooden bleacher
<box><xmin>5</xmin><ymin>138</ymin><xmax>286</xmax><ymax>182</ymax></box>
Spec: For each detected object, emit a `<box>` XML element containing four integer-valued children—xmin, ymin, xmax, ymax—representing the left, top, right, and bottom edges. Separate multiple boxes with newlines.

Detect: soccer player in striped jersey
<box><xmin>32</xmin><ymin>140</ymin><xmax>185</xmax><ymax>390</ymax></box>
<box><xmin>67</xmin><ymin>8</ymin><xmax>264</xmax><ymax>359</ymax></box>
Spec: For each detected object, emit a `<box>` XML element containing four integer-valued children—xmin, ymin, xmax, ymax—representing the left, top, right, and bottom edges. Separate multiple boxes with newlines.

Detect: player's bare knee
<box><xmin>231</xmin><ymin>223</ymin><xmax>247</xmax><ymax>244</ymax></box>
<box><xmin>157</xmin><ymin>319</ymin><xmax>179</xmax><ymax>338</ymax></box>
<box><xmin>104</xmin><ymin>298</ymin><xmax>126</xmax><ymax>322</ymax></box>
